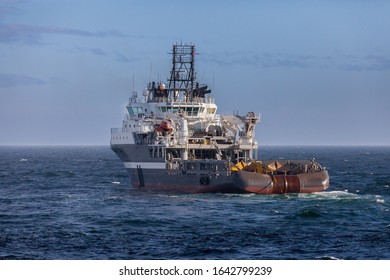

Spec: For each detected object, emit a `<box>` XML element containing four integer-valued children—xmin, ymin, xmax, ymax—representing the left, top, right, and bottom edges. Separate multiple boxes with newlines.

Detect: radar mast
<box><xmin>168</xmin><ymin>44</ymin><xmax>210</xmax><ymax>102</ymax></box>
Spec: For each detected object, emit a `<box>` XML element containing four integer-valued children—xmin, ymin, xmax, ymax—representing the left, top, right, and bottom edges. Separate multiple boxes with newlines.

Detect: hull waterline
<box><xmin>122</xmin><ymin>166</ymin><xmax>329</xmax><ymax>194</ymax></box>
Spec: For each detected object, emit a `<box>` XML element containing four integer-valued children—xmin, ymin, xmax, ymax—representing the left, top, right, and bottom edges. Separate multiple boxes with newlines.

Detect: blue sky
<box><xmin>1</xmin><ymin>0</ymin><xmax>389</xmax><ymax>145</ymax></box>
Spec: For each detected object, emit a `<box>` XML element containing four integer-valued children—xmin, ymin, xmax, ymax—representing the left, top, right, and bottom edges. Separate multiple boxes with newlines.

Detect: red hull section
<box><xmin>238</xmin><ymin>170</ymin><xmax>329</xmax><ymax>194</ymax></box>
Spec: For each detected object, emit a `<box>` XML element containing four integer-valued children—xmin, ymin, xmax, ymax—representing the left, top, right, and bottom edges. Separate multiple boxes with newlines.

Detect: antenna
<box><xmin>132</xmin><ymin>73</ymin><xmax>135</xmax><ymax>92</ymax></box>
<box><xmin>201</xmin><ymin>71</ymin><xmax>205</xmax><ymax>84</ymax></box>
<box><xmin>212</xmin><ymin>72</ymin><xmax>215</xmax><ymax>91</ymax></box>
<box><xmin>149</xmin><ymin>62</ymin><xmax>152</xmax><ymax>82</ymax></box>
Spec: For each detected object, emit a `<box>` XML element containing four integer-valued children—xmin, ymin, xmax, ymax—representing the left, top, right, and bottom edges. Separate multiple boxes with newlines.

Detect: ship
<box><xmin>110</xmin><ymin>44</ymin><xmax>329</xmax><ymax>194</ymax></box>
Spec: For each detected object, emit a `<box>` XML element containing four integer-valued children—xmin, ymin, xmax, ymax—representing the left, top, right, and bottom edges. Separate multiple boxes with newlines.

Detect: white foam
<box><xmin>298</xmin><ymin>190</ymin><xmax>359</xmax><ymax>200</ymax></box>
<box><xmin>316</xmin><ymin>255</ymin><xmax>343</xmax><ymax>260</ymax></box>
<box><xmin>111</xmin><ymin>181</ymin><xmax>121</xmax><ymax>185</ymax></box>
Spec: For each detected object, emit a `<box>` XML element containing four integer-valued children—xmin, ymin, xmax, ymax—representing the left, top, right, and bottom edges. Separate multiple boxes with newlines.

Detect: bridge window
<box><xmin>128</xmin><ymin>107</ymin><xmax>143</xmax><ymax>116</ymax></box>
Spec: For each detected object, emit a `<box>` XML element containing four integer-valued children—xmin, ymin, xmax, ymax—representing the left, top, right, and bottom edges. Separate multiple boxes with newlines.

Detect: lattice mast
<box><xmin>168</xmin><ymin>44</ymin><xmax>197</xmax><ymax>101</ymax></box>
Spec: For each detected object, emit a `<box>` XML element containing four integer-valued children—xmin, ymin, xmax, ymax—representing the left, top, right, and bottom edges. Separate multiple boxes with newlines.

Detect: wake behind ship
<box><xmin>110</xmin><ymin>44</ymin><xmax>329</xmax><ymax>194</ymax></box>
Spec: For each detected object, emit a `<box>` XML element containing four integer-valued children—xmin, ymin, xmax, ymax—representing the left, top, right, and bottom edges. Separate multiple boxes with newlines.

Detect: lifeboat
<box><xmin>154</xmin><ymin>119</ymin><xmax>174</xmax><ymax>135</ymax></box>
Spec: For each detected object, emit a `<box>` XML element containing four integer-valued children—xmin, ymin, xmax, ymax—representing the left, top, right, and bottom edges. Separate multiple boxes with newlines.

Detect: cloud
<box><xmin>0</xmin><ymin>73</ymin><xmax>45</xmax><ymax>88</ymax></box>
<box><xmin>200</xmin><ymin>51</ymin><xmax>390</xmax><ymax>72</ymax></box>
<box><xmin>114</xmin><ymin>51</ymin><xmax>131</xmax><ymax>63</ymax></box>
<box><xmin>0</xmin><ymin>23</ymin><xmax>127</xmax><ymax>44</ymax></box>
<box><xmin>0</xmin><ymin>6</ymin><xmax>17</xmax><ymax>20</ymax></box>
<box><xmin>342</xmin><ymin>55</ymin><xmax>390</xmax><ymax>72</ymax></box>
<box><xmin>75</xmin><ymin>47</ymin><xmax>131</xmax><ymax>62</ymax></box>
<box><xmin>200</xmin><ymin>51</ymin><xmax>310</xmax><ymax>69</ymax></box>
<box><xmin>0</xmin><ymin>0</ymin><xmax>26</xmax><ymax>20</ymax></box>
<box><xmin>89</xmin><ymin>48</ymin><xmax>107</xmax><ymax>56</ymax></box>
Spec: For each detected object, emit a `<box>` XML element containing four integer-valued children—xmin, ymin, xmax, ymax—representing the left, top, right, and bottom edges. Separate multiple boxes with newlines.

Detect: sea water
<box><xmin>0</xmin><ymin>146</ymin><xmax>389</xmax><ymax>259</ymax></box>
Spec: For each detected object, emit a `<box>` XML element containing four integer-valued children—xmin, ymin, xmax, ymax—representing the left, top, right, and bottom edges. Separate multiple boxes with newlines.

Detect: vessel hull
<box><xmin>125</xmin><ymin>167</ymin><xmax>244</xmax><ymax>193</ymax></box>
<box><xmin>110</xmin><ymin>44</ymin><xmax>330</xmax><ymax>195</ymax></box>
<box><xmin>124</xmin><ymin>167</ymin><xmax>329</xmax><ymax>194</ymax></box>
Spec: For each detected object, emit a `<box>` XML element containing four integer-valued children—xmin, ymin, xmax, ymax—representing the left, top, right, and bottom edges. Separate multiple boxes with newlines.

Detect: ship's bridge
<box><xmin>155</xmin><ymin>99</ymin><xmax>217</xmax><ymax>119</ymax></box>
<box><xmin>126</xmin><ymin>103</ymin><xmax>152</xmax><ymax>119</ymax></box>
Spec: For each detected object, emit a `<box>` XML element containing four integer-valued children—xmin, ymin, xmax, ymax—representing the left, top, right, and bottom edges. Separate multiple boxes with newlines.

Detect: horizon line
<box><xmin>0</xmin><ymin>144</ymin><xmax>389</xmax><ymax>148</ymax></box>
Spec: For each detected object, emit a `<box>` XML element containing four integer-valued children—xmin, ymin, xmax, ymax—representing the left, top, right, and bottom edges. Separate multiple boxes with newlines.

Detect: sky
<box><xmin>0</xmin><ymin>0</ymin><xmax>389</xmax><ymax>146</ymax></box>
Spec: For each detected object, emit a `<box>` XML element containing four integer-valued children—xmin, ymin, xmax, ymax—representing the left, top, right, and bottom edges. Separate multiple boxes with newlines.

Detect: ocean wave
<box><xmin>297</xmin><ymin>190</ymin><xmax>358</xmax><ymax>200</ymax></box>
<box><xmin>2</xmin><ymin>146</ymin><xmax>390</xmax><ymax>260</ymax></box>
